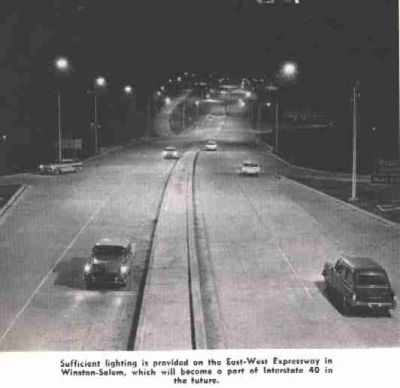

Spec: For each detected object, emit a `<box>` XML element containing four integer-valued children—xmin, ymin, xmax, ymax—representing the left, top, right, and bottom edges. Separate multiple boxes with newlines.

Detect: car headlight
<box><xmin>120</xmin><ymin>265</ymin><xmax>129</xmax><ymax>275</ymax></box>
<box><xmin>84</xmin><ymin>263</ymin><xmax>92</xmax><ymax>273</ymax></box>
<box><xmin>39</xmin><ymin>164</ymin><xmax>44</xmax><ymax>170</ymax></box>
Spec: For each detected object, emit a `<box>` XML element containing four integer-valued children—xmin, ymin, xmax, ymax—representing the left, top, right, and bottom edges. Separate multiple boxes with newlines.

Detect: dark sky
<box><xmin>0</xmin><ymin>0</ymin><xmax>398</xmax><ymax>159</ymax></box>
<box><xmin>66</xmin><ymin>0</ymin><xmax>398</xmax><ymax>125</ymax></box>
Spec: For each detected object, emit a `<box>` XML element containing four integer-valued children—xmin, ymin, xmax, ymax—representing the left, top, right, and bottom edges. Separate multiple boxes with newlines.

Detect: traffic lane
<box><xmin>0</xmin><ymin>165</ymin><xmax>163</xmax><ymax>350</ymax></box>
<box><xmin>215</xmin><ymin>116</ymin><xmax>399</xmax><ymax>289</ymax></box>
<box><xmin>197</xmin><ymin>145</ymin><xmax>399</xmax><ymax>348</ymax></box>
<box><xmin>229</xmin><ymin>149</ymin><xmax>400</xmax><ymax>347</ymax></box>
<box><xmin>196</xmin><ymin>150</ymin><xmax>353</xmax><ymax>348</ymax></box>
<box><xmin>0</xmin><ymin>145</ymin><xmax>175</xmax><ymax>350</ymax></box>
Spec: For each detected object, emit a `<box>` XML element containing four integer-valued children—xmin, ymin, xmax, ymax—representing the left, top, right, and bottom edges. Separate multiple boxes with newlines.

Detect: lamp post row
<box><xmin>54</xmin><ymin>56</ymin><xmax>134</xmax><ymax>160</ymax></box>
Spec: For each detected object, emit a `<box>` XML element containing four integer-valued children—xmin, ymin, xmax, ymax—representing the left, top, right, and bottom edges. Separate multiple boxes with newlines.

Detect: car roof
<box><xmin>243</xmin><ymin>160</ymin><xmax>259</xmax><ymax>165</ymax></box>
<box><xmin>165</xmin><ymin>146</ymin><xmax>177</xmax><ymax>150</ymax></box>
<box><xmin>94</xmin><ymin>237</ymin><xmax>131</xmax><ymax>248</ymax></box>
<box><xmin>339</xmin><ymin>256</ymin><xmax>384</xmax><ymax>271</ymax></box>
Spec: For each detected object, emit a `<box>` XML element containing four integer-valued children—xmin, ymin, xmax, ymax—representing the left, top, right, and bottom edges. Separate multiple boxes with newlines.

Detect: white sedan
<box><xmin>240</xmin><ymin>161</ymin><xmax>261</xmax><ymax>176</ymax></box>
<box><xmin>162</xmin><ymin>146</ymin><xmax>179</xmax><ymax>159</ymax></box>
<box><xmin>204</xmin><ymin>141</ymin><xmax>218</xmax><ymax>151</ymax></box>
<box><xmin>38</xmin><ymin>159</ymin><xmax>83</xmax><ymax>174</ymax></box>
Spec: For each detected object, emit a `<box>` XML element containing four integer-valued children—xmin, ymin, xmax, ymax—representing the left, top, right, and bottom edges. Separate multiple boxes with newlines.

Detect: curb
<box><xmin>281</xmin><ymin>176</ymin><xmax>400</xmax><ymax>230</ymax></box>
<box><xmin>84</xmin><ymin>137</ymin><xmax>150</xmax><ymax>162</ymax></box>
<box><xmin>0</xmin><ymin>184</ymin><xmax>28</xmax><ymax>221</ymax></box>
<box><xmin>187</xmin><ymin>151</ymin><xmax>207</xmax><ymax>349</ymax></box>
<box><xmin>132</xmin><ymin>159</ymin><xmax>178</xmax><ymax>350</ymax></box>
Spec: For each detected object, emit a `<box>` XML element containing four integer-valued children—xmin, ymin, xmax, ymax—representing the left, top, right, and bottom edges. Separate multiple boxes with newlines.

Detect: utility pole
<box><xmin>94</xmin><ymin>93</ymin><xmax>98</xmax><ymax>154</ymax></box>
<box><xmin>57</xmin><ymin>86</ymin><xmax>62</xmax><ymax>163</ymax></box>
<box><xmin>182</xmin><ymin>101</ymin><xmax>186</xmax><ymax>129</ymax></box>
<box><xmin>256</xmin><ymin>103</ymin><xmax>262</xmax><ymax>129</ymax></box>
<box><xmin>349</xmin><ymin>81</ymin><xmax>360</xmax><ymax>202</ymax></box>
<box><xmin>274</xmin><ymin>100</ymin><xmax>279</xmax><ymax>154</ymax></box>
<box><xmin>147</xmin><ymin>95</ymin><xmax>152</xmax><ymax>139</ymax></box>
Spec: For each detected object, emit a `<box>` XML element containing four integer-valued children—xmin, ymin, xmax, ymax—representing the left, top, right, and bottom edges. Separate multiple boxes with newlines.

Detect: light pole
<box><xmin>93</xmin><ymin>76</ymin><xmax>106</xmax><ymax>154</ymax></box>
<box><xmin>274</xmin><ymin>99</ymin><xmax>280</xmax><ymax>153</ymax></box>
<box><xmin>54</xmin><ymin>56</ymin><xmax>70</xmax><ymax>163</ymax></box>
<box><xmin>349</xmin><ymin>81</ymin><xmax>360</xmax><ymax>202</ymax></box>
<box><xmin>273</xmin><ymin>61</ymin><xmax>298</xmax><ymax>154</ymax></box>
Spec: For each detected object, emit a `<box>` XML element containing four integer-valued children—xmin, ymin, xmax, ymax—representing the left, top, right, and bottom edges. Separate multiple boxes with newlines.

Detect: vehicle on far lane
<box><xmin>204</xmin><ymin>140</ymin><xmax>218</xmax><ymax>151</ymax></box>
<box><xmin>38</xmin><ymin>159</ymin><xmax>83</xmax><ymax>174</ymax></box>
<box><xmin>322</xmin><ymin>256</ymin><xmax>396</xmax><ymax>315</ymax></box>
<box><xmin>162</xmin><ymin>146</ymin><xmax>179</xmax><ymax>159</ymax></box>
<box><xmin>83</xmin><ymin>238</ymin><xmax>135</xmax><ymax>288</ymax></box>
<box><xmin>240</xmin><ymin>160</ymin><xmax>261</xmax><ymax>176</ymax></box>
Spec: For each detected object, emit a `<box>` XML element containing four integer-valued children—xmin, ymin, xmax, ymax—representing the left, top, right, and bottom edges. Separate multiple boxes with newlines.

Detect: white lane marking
<box><xmin>0</xmin><ymin>187</ymin><xmax>118</xmax><ymax>345</ymax></box>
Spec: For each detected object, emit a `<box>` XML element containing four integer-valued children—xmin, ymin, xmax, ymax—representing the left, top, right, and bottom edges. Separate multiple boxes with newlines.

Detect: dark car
<box><xmin>83</xmin><ymin>238</ymin><xmax>135</xmax><ymax>288</ymax></box>
<box><xmin>322</xmin><ymin>256</ymin><xmax>396</xmax><ymax>314</ymax></box>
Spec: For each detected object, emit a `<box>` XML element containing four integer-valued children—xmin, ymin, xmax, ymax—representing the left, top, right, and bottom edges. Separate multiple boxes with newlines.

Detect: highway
<box><xmin>0</xmin><ymin>104</ymin><xmax>398</xmax><ymax>350</ymax></box>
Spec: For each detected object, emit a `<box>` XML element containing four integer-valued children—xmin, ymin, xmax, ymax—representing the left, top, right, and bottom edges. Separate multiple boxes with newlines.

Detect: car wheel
<box><xmin>54</xmin><ymin>168</ymin><xmax>61</xmax><ymax>175</ymax></box>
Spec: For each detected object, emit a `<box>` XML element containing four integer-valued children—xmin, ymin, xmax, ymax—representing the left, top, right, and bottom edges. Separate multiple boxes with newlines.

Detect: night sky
<box><xmin>0</xmin><ymin>0</ymin><xmax>398</xmax><ymax>165</ymax></box>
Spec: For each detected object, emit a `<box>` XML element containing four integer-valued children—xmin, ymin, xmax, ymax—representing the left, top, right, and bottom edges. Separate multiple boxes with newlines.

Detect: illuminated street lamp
<box><xmin>54</xmin><ymin>56</ymin><xmax>70</xmax><ymax>163</ymax></box>
<box><xmin>280</xmin><ymin>61</ymin><xmax>298</xmax><ymax>79</ymax></box>
<box><xmin>274</xmin><ymin>61</ymin><xmax>299</xmax><ymax>153</ymax></box>
<box><xmin>93</xmin><ymin>76</ymin><xmax>107</xmax><ymax>154</ymax></box>
<box><xmin>95</xmin><ymin>76</ymin><xmax>106</xmax><ymax>87</ymax></box>
<box><xmin>124</xmin><ymin>85</ymin><xmax>133</xmax><ymax>94</ymax></box>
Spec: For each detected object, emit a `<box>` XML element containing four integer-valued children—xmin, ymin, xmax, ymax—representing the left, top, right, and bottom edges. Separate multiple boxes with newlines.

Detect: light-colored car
<box><xmin>240</xmin><ymin>161</ymin><xmax>261</xmax><ymax>176</ymax></box>
<box><xmin>162</xmin><ymin>146</ymin><xmax>179</xmax><ymax>159</ymax></box>
<box><xmin>83</xmin><ymin>238</ymin><xmax>135</xmax><ymax>287</ymax></box>
<box><xmin>38</xmin><ymin>159</ymin><xmax>83</xmax><ymax>174</ymax></box>
<box><xmin>204</xmin><ymin>140</ymin><xmax>218</xmax><ymax>151</ymax></box>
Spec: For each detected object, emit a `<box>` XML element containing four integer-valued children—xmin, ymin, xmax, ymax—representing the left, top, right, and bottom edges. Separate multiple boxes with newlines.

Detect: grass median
<box><xmin>287</xmin><ymin>176</ymin><xmax>400</xmax><ymax>224</ymax></box>
<box><xmin>0</xmin><ymin>185</ymin><xmax>21</xmax><ymax>209</ymax></box>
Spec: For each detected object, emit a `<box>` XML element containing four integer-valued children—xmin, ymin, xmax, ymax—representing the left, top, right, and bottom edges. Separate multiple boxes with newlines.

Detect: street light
<box><xmin>54</xmin><ymin>56</ymin><xmax>70</xmax><ymax>163</ymax></box>
<box><xmin>280</xmin><ymin>61</ymin><xmax>298</xmax><ymax>79</ymax></box>
<box><xmin>95</xmin><ymin>76</ymin><xmax>106</xmax><ymax>87</ymax></box>
<box><xmin>274</xmin><ymin>61</ymin><xmax>299</xmax><ymax>153</ymax></box>
<box><xmin>93</xmin><ymin>76</ymin><xmax>107</xmax><ymax>154</ymax></box>
<box><xmin>124</xmin><ymin>85</ymin><xmax>133</xmax><ymax>94</ymax></box>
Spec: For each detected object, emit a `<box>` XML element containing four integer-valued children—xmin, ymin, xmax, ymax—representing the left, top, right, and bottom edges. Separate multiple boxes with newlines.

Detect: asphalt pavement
<box><xmin>0</xmin><ymin>102</ymin><xmax>398</xmax><ymax>350</ymax></box>
<box><xmin>195</xmin><ymin>108</ymin><xmax>400</xmax><ymax>348</ymax></box>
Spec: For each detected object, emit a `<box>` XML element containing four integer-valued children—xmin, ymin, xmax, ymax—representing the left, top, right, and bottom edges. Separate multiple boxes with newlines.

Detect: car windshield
<box><xmin>93</xmin><ymin>245</ymin><xmax>125</xmax><ymax>258</ymax></box>
<box><xmin>165</xmin><ymin>147</ymin><xmax>176</xmax><ymax>151</ymax></box>
<box><xmin>244</xmin><ymin>162</ymin><xmax>258</xmax><ymax>167</ymax></box>
<box><xmin>356</xmin><ymin>271</ymin><xmax>389</xmax><ymax>286</ymax></box>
